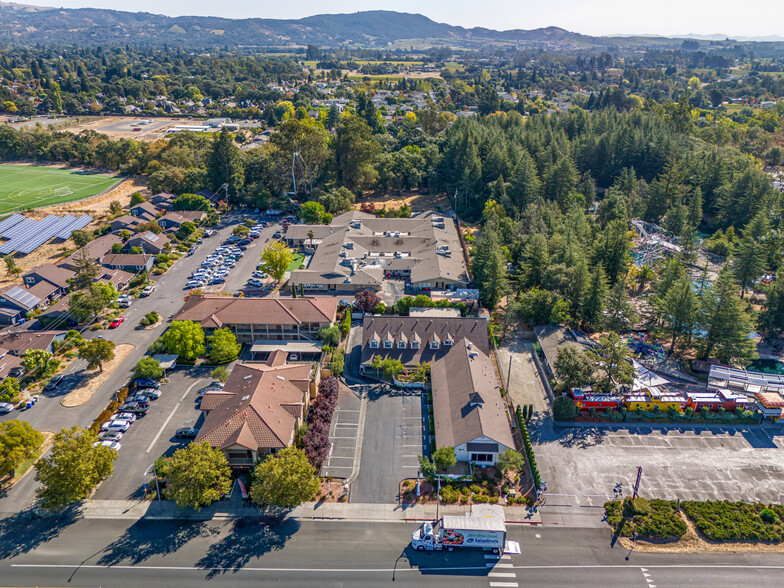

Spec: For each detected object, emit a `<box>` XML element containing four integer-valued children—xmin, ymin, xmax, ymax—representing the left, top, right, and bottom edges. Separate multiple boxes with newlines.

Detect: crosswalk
<box><xmin>486</xmin><ymin>545</ymin><xmax>520</xmax><ymax>588</ymax></box>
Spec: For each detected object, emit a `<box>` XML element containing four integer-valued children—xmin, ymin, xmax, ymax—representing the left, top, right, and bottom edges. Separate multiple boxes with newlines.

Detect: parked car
<box><xmin>109</xmin><ymin>412</ymin><xmax>137</xmax><ymax>422</ymax></box>
<box><xmin>204</xmin><ymin>229</ymin><xmax>214</xmax><ymax>236</ymax></box>
<box><xmin>252</xmin><ymin>271</ymin><xmax>268</xmax><ymax>279</ymax></box>
<box><xmin>140</xmin><ymin>283</ymin><xmax>157</xmax><ymax>297</ymax></box>
<box><xmin>130</xmin><ymin>394</ymin><xmax>155</xmax><ymax>403</ymax></box>
<box><xmin>209</xmin><ymin>277</ymin><xmax>226</xmax><ymax>285</ymax></box>
<box><xmin>117</xmin><ymin>294</ymin><xmax>132</xmax><ymax>308</ymax></box>
<box><xmin>273</xmin><ymin>232</ymin><xmax>282</xmax><ymax>239</ymax></box>
<box><xmin>137</xmin><ymin>388</ymin><xmax>161</xmax><ymax>399</ymax></box>
<box><xmin>237</xmin><ymin>238</ymin><xmax>251</xmax><ymax>246</ymax></box>
<box><xmin>109</xmin><ymin>317</ymin><xmax>124</xmax><ymax>329</ymax></box>
<box><xmin>248</xmin><ymin>278</ymin><xmax>265</xmax><ymax>288</ymax></box>
<box><xmin>94</xmin><ymin>440</ymin><xmax>121</xmax><ymax>451</ymax></box>
<box><xmin>134</xmin><ymin>379</ymin><xmax>160</xmax><ymax>388</ymax></box>
<box><xmin>119</xmin><ymin>402</ymin><xmax>149</xmax><ymax>413</ymax></box>
<box><xmin>188</xmin><ymin>246</ymin><xmax>197</xmax><ymax>255</ymax></box>
<box><xmin>100</xmin><ymin>419</ymin><xmax>131</xmax><ymax>432</ymax></box>
<box><xmin>174</xmin><ymin>427</ymin><xmax>199</xmax><ymax>439</ymax></box>
<box><xmin>198</xmin><ymin>383</ymin><xmax>224</xmax><ymax>396</ymax></box>
<box><xmin>186</xmin><ymin>280</ymin><xmax>205</xmax><ymax>289</ymax></box>
<box><xmin>0</xmin><ymin>402</ymin><xmax>14</xmax><ymax>414</ymax></box>
<box><xmin>98</xmin><ymin>430</ymin><xmax>124</xmax><ymax>441</ymax></box>
<box><xmin>44</xmin><ymin>374</ymin><xmax>64</xmax><ymax>390</ymax></box>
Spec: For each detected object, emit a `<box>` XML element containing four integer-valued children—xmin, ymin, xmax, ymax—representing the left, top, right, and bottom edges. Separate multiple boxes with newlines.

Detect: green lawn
<box><xmin>0</xmin><ymin>164</ymin><xmax>119</xmax><ymax>214</ymax></box>
<box><xmin>287</xmin><ymin>253</ymin><xmax>305</xmax><ymax>271</ymax></box>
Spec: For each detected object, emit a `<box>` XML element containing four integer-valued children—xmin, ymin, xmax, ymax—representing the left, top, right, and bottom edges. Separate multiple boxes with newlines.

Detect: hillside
<box><xmin>0</xmin><ymin>5</ymin><xmax>656</xmax><ymax>49</ymax></box>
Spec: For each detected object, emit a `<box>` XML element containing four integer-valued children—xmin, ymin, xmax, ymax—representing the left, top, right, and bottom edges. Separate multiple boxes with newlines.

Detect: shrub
<box><xmin>301</xmin><ymin>377</ymin><xmax>340</xmax><ymax>468</ymax></box>
<box><xmin>606</xmin><ymin>497</ymin><xmax>687</xmax><ymax>541</ymax></box>
<box><xmin>553</xmin><ymin>395</ymin><xmax>578</xmax><ymax>421</ymax></box>
<box><xmin>440</xmin><ymin>485</ymin><xmax>460</xmax><ymax>504</ymax></box>
<box><xmin>681</xmin><ymin>500</ymin><xmax>784</xmax><ymax>542</ymax></box>
<box><xmin>473</xmin><ymin>494</ymin><xmax>489</xmax><ymax>503</ymax></box>
<box><xmin>761</xmin><ymin>508</ymin><xmax>778</xmax><ymax>524</ymax></box>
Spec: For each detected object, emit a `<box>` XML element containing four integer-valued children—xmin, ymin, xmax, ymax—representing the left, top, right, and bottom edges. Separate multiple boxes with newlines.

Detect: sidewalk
<box><xmin>81</xmin><ymin>499</ymin><xmax>543</xmax><ymax>524</ymax></box>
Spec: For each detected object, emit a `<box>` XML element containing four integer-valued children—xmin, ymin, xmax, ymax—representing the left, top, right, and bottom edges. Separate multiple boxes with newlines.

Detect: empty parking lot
<box><xmin>534</xmin><ymin>421</ymin><xmax>784</xmax><ymax>509</ymax></box>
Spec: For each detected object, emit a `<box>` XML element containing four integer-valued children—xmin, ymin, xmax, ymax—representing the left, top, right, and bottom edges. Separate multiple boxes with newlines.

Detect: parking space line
<box><xmin>144</xmin><ymin>378</ymin><xmax>204</xmax><ymax>455</ymax></box>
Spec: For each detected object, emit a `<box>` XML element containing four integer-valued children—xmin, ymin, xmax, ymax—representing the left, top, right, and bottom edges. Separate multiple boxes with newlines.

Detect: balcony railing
<box><xmin>228</xmin><ymin>458</ymin><xmax>255</xmax><ymax>467</ymax></box>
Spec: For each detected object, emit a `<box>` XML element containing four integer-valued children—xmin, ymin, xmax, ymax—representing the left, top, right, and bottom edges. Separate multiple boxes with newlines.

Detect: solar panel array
<box><xmin>0</xmin><ymin>214</ymin><xmax>93</xmax><ymax>255</ymax></box>
<box><xmin>0</xmin><ymin>214</ymin><xmax>25</xmax><ymax>235</ymax></box>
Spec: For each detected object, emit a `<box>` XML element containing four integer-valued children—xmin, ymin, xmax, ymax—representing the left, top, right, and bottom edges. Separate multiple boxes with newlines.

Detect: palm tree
<box><xmin>307</xmin><ymin>229</ymin><xmax>315</xmax><ymax>248</ymax></box>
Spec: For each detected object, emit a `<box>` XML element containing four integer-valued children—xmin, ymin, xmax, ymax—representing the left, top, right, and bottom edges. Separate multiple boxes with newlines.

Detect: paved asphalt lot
<box><xmin>1</xmin><ymin>518</ymin><xmax>784</xmax><ymax>588</ymax></box>
<box><xmin>320</xmin><ymin>384</ymin><xmax>362</xmax><ymax>480</ymax></box>
<box><xmin>0</xmin><ymin>211</ymin><xmax>268</xmax><ymax>510</ymax></box>
<box><xmin>92</xmin><ymin>368</ymin><xmax>210</xmax><ymax>500</ymax></box>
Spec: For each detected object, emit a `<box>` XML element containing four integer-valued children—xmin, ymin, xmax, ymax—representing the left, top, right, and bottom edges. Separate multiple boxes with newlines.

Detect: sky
<box><xmin>10</xmin><ymin>0</ymin><xmax>783</xmax><ymax>38</ymax></box>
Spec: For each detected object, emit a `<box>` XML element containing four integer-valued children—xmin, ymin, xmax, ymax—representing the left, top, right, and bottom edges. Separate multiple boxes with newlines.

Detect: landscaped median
<box><xmin>605</xmin><ymin>497</ymin><xmax>784</xmax><ymax>551</ymax></box>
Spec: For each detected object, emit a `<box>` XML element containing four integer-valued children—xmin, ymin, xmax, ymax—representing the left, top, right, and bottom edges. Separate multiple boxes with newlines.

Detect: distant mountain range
<box><xmin>0</xmin><ymin>3</ymin><xmax>779</xmax><ymax>48</ymax></box>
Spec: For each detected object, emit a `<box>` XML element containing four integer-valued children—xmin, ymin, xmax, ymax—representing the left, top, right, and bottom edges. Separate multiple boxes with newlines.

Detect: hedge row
<box><xmin>681</xmin><ymin>500</ymin><xmax>784</xmax><ymax>542</ymax></box>
<box><xmin>604</xmin><ymin>497</ymin><xmax>687</xmax><ymax>541</ymax></box>
<box><xmin>302</xmin><ymin>377</ymin><xmax>340</xmax><ymax>468</ymax></box>
<box><xmin>516</xmin><ymin>404</ymin><xmax>541</xmax><ymax>489</ymax></box>
<box><xmin>89</xmin><ymin>386</ymin><xmax>130</xmax><ymax>434</ymax></box>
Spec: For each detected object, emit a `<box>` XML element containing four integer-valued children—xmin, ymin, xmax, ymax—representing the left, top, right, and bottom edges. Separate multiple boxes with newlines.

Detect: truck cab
<box><xmin>412</xmin><ymin>522</ymin><xmax>441</xmax><ymax>551</ymax></box>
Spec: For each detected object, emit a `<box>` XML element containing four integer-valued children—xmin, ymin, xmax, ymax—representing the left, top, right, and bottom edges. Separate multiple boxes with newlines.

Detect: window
<box><xmin>383</xmin><ymin>340</ymin><xmax>393</xmax><ymax>348</ymax></box>
<box><xmin>25</xmin><ymin>277</ymin><xmax>35</xmax><ymax>284</ymax></box>
<box><xmin>369</xmin><ymin>340</ymin><xmax>379</xmax><ymax>349</ymax></box>
<box><xmin>444</xmin><ymin>339</ymin><xmax>453</xmax><ymax>346</ymax></box>
<box><xmin>397</xmin><ymin>341</ymin><xmax>406</xmax><ymax>349</ymax></box>
<box><xmin>430</xmin><ymin>341</ymin><xmax>439</xmax><ymax>349</ymax></box>
<box><xmin>471</xmin><ymin>453</ymin><xmax>493</xmax><ymax>463</ymax></box>
<box><xmin>411</xmin><ymin>341</ymin><xmax>420</xmax><ymax>349</ymax></box>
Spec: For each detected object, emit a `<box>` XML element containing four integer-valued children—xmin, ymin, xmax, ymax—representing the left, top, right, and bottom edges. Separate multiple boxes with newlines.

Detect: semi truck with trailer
<box><xmin>411</xmin><ymin>505</ymin><xmax>507</xmax><ymax>553</ymax></box>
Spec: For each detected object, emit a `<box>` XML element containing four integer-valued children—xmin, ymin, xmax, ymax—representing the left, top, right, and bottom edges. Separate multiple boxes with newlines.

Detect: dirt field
<box><xmin>63</xmin><ymin>117</ymin><xmax>187</xmax><ymax>141</ymax></box>
<box><xmin>60</xmin><ymin>344</ymin><xmax>135</xmax><ymax>408</ymax></box>
<box><xmin>0</xmin><ymin>174</ymin><xmax>147</xmax><ymax>288</ymax></box>
<box><xmin>353</xmin><ymin>190</ymin><xmax>452</xmax><ymax>213</ymax></box>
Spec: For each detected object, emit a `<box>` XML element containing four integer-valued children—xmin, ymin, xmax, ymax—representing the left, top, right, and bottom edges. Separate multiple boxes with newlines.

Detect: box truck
<box><xmin>411</xmin><ymin>505</ymin><xmax>507</xmax><ymax>553</ymax></box>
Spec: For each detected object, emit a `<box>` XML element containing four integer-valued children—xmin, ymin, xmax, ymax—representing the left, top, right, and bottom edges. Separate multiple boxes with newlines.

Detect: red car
<box><xmin>109</xmin><ymin>317</ymin><xmax>124</xmax><ymax>329</ymax></box>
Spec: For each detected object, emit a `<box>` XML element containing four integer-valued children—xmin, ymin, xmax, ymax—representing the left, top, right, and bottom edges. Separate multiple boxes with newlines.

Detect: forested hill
<box><xmin>0</xmin><ymin>5</ymin><xmax>634</xmax><ymax>48</ymax></box>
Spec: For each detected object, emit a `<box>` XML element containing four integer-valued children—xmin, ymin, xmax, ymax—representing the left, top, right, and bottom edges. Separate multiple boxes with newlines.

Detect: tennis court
<box><xmin>0</xmin><ymin>164</ymin><xmax>119</xmax><ymax>214</ymax></box>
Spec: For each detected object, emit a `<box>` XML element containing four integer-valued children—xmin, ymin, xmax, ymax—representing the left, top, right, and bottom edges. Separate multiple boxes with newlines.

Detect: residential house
<box><xmin>21</xmin><ymin>264</ymin><xmax>74</xmax><ymax>298</ymax></box>
<box><xmin>129</xmin><ymin>202</ymin><xmax>161</xmax><ymax>221</ymax></box>
<box><xmin>0</xmin><ymin>285</ymin><xmax>43</xmax><ymax>314</ymax></box>
<box><xmin>126</xmin><ymin>232</ymin><xmax>170</xmax><ymax>255</ymax></box>
<box><xmin>157</xmin><ymin>211</ymin><xmax>206</xmax><ymax>231</ymax></box>
<box><xmin>37</xmin><ymin>294</ymin><xmax>76</xmax><ymax>329</ymax></box>
<box><xmin>430</xmin><ymin>339</ymin><xmax>514</xmax><ymax>466</ymax></box>
<box><xmin>109</xmin><ymin>215</ymin><xmax>142</xmax><ymax>233</ymax></box>
<box><xmin>0</xmin><ymin>308</ymin><xmax>24</xmax><ymax>326</ymax></box>
<box><xmin>58</xmin><ymin>234</ymin><xmax>123</xmax><ymax>272</ymax></box>
<box><xmin>0</xmin><ymin>330</ymin><xmax>66</xmax><ymax>355</ymax></box>
<box><xmin>0</xmin><ymin>348</ymin><xmax>23</xmax><ymax>380</ymax></box>
<box><xmin>150</xmin><ymin>192</ymin><xmax>177</xmax><ymax>209</ymax></box>
<box><xmin>360</xmin><ymin>316</ymin><xmax>489</xmax><ymax>374</ymax></box>
<box><xmin>172</xmin><ymin>295</ymin><xmax>339</xmax><ymax>344</ymax></box>
<box><xmin>100</xmin><ymin>253</ymin><xmax>154</xmax><ymax>272</ymax></box>
<box><xmin>195</xmin><ymin>360</ymin><xmax>312</xmax><ymax>468</ymax></box>
<box><xmin>97</xmin><ymin>269</ymin><xmax>135</xmax><ymax>290</ymax></box>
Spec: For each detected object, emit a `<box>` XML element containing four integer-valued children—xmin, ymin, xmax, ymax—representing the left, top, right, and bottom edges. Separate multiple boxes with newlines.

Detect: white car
<box><xmin>137</xmin><ymin>388</ymin><xmax>161</xmax><ymax>399</ymax></box>
<box><xmin>101</xmin><ymin>419</ymin><xmax>132</xmax><ymax>432</ymax></box>
<box><xmin>248</xmin><ymin>278</ymin><xmax>265</xmax><ymax>287</ymax></box>
<box><xmin>98</xmin><ymin>430</ymin><xmax>124</xmax><ymax>441</ymax></box>
<box><xmin>252</xmin><ymin>271</ymin><xmax>268</xmax><ymax>279</ymax></box>
<box><xmin>109</xmin><ymin>412</ymin><xmax>136</xmax><ymax>422</ymax></box>
<box><xmin>93</xmin><ymin>440</ymin><xmax>121</xmax><ymax>451</ymax></box>
<box><xmin>186</xmin><ymin>280</ymin><xmax>205</xmax><ymax>289</ymax></box>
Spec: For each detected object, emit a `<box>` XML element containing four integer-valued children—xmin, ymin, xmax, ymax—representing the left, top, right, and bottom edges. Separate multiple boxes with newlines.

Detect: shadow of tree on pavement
<box><xmin>97</xmin><ymin>519</ymin><xmax>209</xmax><ymax>566</ymax></box>
<box><xmin>0</xmin><ymin>504</ymin><xmax>82</xmax><ymax>560</ymax></box>
<box><xmin>196</xmin><ymin>517</ymin><xmax>299</xmax><ymax>579</ymax></box>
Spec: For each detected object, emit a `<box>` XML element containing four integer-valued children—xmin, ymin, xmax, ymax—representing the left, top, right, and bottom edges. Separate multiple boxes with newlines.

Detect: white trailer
<box><xmin>411</xmin><ymin>505</ymin><xmax>507</xmax><ymax>553</ymax></box>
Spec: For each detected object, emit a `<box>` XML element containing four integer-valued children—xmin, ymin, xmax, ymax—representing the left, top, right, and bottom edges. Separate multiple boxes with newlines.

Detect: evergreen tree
<box><xmin>593</xmin><ymin>219</ymin><xmax>630</xmax><ymax>285</ymax></box>
<box><xmin>699</xmin><ymin>268</ymin><xmax>758</xmax><ymax>364</ymax></box>
<box><xmin>582</xmin><ymin>267</ymin><xmax>608</xmax><ymax>329</ymax></box>
<box><xmin>657</xmin><ymin>275</ymin><xmax>698</xmax><ymax>354</ymax></box>
<box><xmin>472</xmin><ymin>225</ymin><xmax>508</xmax><ymax>310</ymax></box>
<box><xmin>732</xmin><ymin>212</ymin><xmax>770</xmax><ymax>298</ymax></box>
<box><xmin>605</xmin><ymin>277</ymin><xmax>637</xmax><ymax>332</ymax></box>
<box><xmin>521</xmin><ymin>233</ymin><xmax>550</xmax><ymax>289</ymax></box>
<box><xmin>567</xmin><ymin>256</ymin><xmax>590</xmax><ymax>323</ymax></box>
<box><xmin>207</xmin><ymin>128</ymin><xmax>245</xmax><ymax>198</ymax></box>
<box><xmin>759</xmin><ymin>280</ymin><xmax>784</xmax><ymax>335</ymax></box>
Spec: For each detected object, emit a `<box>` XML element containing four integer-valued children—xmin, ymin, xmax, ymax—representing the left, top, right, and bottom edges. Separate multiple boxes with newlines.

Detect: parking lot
<box><xmin>533</xmin><ymin>421</ymin><xmax>784</xmax><ymax>511</ymax></box>
<box><xmin>351</xmin><ymin>386</ymin><xmax>426</xmax><ymax>503</ymax></box>
<box><xmin>93</xmin><ymin>367</ymin><xmax>212</xmax><ymax>499</ymax></box>
<box><xmin>320</xmin><ymin>385</ymin><xmax>362</xmax><ymax>480</ymax></box>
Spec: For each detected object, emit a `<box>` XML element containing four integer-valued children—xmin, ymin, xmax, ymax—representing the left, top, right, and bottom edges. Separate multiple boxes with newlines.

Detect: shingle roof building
<box><xmin>287</xmin><ymin>210</ymin><xmax>469</xmax><ymax>293</ymax></box>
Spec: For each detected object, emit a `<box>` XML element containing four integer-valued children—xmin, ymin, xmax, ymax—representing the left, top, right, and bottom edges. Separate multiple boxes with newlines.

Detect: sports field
<box><xmin>0</xmin><ymin>164</ymin><xmax>119</xmax><ymax>214</ymax></box>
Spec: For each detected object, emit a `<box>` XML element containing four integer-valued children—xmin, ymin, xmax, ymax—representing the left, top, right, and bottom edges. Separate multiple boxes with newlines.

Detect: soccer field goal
<box><xmin>53</xmin><ymin>186</ymin><xmax>73</xmax><ymax>198</ymax></box>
